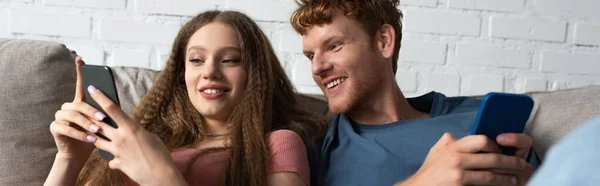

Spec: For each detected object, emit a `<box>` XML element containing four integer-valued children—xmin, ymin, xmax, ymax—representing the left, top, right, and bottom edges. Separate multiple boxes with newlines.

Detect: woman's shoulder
<box><xmin>266</xmin><ymin>130</ymin><xmax>310</xmax><ymax>184</ymax></box>
<box><xmin>269</xmin><ymin>129</ymin><xmax>301</xmax><ymax>140</ymax></box>
<box><xmin>268</xmin><ymin>129</ymin><xmax>305</xmax><ymax>152</ymax></box>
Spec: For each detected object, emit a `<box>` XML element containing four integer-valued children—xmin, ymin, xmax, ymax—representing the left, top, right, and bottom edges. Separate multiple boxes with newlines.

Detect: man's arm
<box><xmin>395</xmin><ymin>132</ymin><xmax>533</xmax><ymax>186</ymax></box>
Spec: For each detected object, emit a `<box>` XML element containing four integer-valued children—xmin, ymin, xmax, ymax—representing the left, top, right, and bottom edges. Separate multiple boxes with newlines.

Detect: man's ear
<box><xmin>376</xmin><ymin>24</ymin><xmax>395</xmax><ymax>60</ymax></box>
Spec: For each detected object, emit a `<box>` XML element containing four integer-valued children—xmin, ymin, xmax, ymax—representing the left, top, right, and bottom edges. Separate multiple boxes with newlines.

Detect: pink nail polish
<box><xmin>497</xmin><ymin>135</ymin><xmax>506</xmax><ymax>143</ymax></box>
<box><xmin>89</xmin><ymin>125</ymin><xmax>99</xmax><ymax>133</ymax></box>
<box><xmin>94</xmin><ymin>112</ymin><xmax>106</xmax><ymax>121</ymax></box>
<box><xmin>86</xmin><ymin>135</ymin><xmax>97</xmax><ymax>142</ymax></box>
<box><xmin>76</xmin><ymin>56</ymin><xmax>82</xmax><ymax>62</ymax></box>
<box><xmin>87</xmin><ymin>85</ymin><xmax>97</xmax><ymax>94</ymax></box>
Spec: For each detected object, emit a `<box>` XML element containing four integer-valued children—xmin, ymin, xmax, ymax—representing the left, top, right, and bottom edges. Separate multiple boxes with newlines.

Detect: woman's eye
<box><xmin>223</xmin><ymin>59</ymin><xmax>241</xmax><ymax>63</ymax></box>
<box><xmin>189</xmin><ymin>58</ymin><xmax>203</xmax><ymax>63</ymax></box>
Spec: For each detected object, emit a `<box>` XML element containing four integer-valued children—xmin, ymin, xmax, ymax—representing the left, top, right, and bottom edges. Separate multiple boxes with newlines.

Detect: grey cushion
<box><xmin>0</xmin><ymin>39</ymin><xmax>75</xmax><ymax>185</ymax></box>
<box><xmin>111</xmin><ymin>66</ymin><xmax>159</xmax><ymax>115</ymax></box>
<box><xmin>524</xmin><ymin>85</ymin><xmax>600</xmax><ymax>159</ymax></box>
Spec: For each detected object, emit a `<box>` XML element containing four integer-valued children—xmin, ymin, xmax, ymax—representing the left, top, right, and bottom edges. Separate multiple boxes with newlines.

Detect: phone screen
<box><xmin>80</xmin><ymin>64</ymin><xmax>120</xmax><ymax>160</ymax></box>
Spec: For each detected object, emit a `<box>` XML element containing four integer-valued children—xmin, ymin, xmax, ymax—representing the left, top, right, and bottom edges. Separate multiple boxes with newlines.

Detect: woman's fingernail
<box><xmin>76</xmin><ymin>56</ymin><xmax>82</xmax><ymax>62</ymax></box>
<box><xmin>86</xmin><ymin>135</ymin><xmax>97</xmax><ymax>142</ymax></box>
<box><xmin>497</xmin><ymin>135</ymin><xmax>506</xmax><ymax>142</ymax></box>
<box><xmin>89</xmin><ymin>125</ymin><xmax>100</xmax><ymax>133</ymax></box>
<box><xmin>87</xmin><ymin>85</ymin><xmax>97</xmax><ymax>94</ymax></box>
<box><xmin>94</xmin><ymin>112</ymin><xmax>106</xmax><ymax>121</ymax></box>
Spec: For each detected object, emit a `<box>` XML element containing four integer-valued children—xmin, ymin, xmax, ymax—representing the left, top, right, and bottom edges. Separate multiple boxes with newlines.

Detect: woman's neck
<box><xmin>203</xmin><ymin>118</ymin><xmax>229</xmax><ymax>135</ymax></box>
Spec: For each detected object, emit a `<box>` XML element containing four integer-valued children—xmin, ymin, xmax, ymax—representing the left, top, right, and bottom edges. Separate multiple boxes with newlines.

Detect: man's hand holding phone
<box><xmin>396</xmin><ymin>133</ymin><xmax>533</xmax><ymax>186</ymax></box>
<box><xmin>397</xmin><ymin>92</ymin><xmax>536</xmax><ymax>186</ymax></box>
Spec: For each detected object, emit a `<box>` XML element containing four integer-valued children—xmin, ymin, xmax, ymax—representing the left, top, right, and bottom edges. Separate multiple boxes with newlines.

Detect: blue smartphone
<box><xmin>80</xmin><ymin>64</ymin><xmax>120</xmax><ymax>160</ymax></box>
<box><xmin>471</xmin><ymin>92</ymin><xmax>534</xmax><ymax>156</ymax></box>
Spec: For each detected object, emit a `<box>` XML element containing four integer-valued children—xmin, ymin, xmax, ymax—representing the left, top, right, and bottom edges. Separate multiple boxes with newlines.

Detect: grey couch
<box><xmin>1</xmin><ymin>39</ymin><xmax>599</xmax><ymax>185</ymax></box>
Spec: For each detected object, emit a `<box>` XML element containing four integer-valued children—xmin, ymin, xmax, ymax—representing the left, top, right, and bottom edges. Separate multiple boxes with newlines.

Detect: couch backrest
<box><xmin>0</xmin><ymin>39</ymin><xmax>75</xmax><ymax>185</ymax></box>
<box><xmin>525</xmin><ymin>86</ymin><xmax>600</xmax><ymax>159</ymax></box>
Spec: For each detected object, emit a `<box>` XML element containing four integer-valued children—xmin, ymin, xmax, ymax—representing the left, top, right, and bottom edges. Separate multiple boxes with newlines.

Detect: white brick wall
<box><xmin>449</xmin><ymin>0</ymin><xmax>525</xmax><ymax>13</ymax></box>
<box><xmin>424</xmin><ymin>73</ymin><xmax>461</xmax><ymax>96</ymax></box>
<box><xmin>574</xmin><ymin>23</ymin><xmax>600</xmax><ymax>46</ymax></box>
<box><xmin>489</xmin><ymin>16</ymin><xmax>567</xmax><ymax>42</ymax></box>
<box><xmin>452</xmin><ymin>44</ymin><xmax>531</xmax><ymax>69</ymax></box>
<box><xmin>134</xmin><ymin>0</ymin><xmax>219</xmax><ymax>16</ymax></box>
<box><xmin>400</xmin><ymin>40</ymin><xmax>447</xmax><ymax>64</ymax></box>
<box><xmin>541</xmin><ymin>52</ymin><xmax>600</xmax><ymax>76</ymax></box>
<box><xmin>395</xmin><ymin>71</ymin><xmax>418</xmax><ymax>92</ymax></box>
<box><xmin>8</xmin><ymin>9</ymin><xmax>91</xmax><ymax>38</ymax></box>
<box><xmin>404</xmin><ymin>10</ymin><xmax>481</xmax><ymax>36</ymax></box>
<box><xmin>1</xmin><ymin>0</ymin><xmax>599</xmax><ymax>97</ymax></box>
<box><xmin>534</xmin><ymin>0</ymin><xmax>600</xmax><ymax>19</ymax></box>
<box><xmin>402</xmin><ymin>0</ymin><xmax>437</xmax><ymax>7</ymax></box>
<box><xmin>44</xmin><ymin>0</ymin><xmax>126</xmax><ymax>9</ymax></box>
<box><xmin>464</xmin><ymin>75</ymin><xmax>505</xmax><ymax>95</ymax></box>
<box><xmin>99</xmin><ymin>18</ymin><xmax>180</xmax><ymax>45</ymax></box>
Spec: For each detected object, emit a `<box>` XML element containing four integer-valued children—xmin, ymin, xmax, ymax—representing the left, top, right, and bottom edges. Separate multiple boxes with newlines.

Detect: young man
<box><xmin>290</xmin><ymin>0</ymin><xmax>534</xmax><ymax>185</ymax></box>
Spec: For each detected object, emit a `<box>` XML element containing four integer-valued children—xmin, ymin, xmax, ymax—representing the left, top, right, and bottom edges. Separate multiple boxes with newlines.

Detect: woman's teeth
<box><xmin>202</xmin><ymin>89</ymin><xmax>224</xmax><ymax>94</ymax></box>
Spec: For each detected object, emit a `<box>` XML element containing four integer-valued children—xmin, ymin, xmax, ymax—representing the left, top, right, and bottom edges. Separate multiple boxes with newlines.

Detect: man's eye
<box><xmin>329</xmin><ymin>43</ymin><xmax>341</xmax><ymax>51</ymax></box>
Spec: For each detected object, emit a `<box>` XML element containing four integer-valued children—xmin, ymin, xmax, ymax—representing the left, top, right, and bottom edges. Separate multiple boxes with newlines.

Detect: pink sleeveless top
<box><xmin>125</xmin><ymin>130</ymin><xmax>310</xmax><ymax>186</ymax></box>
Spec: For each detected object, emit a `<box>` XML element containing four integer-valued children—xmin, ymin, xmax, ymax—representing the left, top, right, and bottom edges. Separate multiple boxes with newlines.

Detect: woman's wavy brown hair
<box><xmin>76</xmin><ymin>10</ymin><xmax>328</xmax><ymax>186</ymax></box>
<box><xmin>290</xmin><ymin>0</ymin><xmax>404</xmax><ymax>74</ymax></box>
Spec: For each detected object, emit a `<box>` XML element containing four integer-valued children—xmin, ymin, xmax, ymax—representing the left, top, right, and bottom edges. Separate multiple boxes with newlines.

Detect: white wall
<box><xmin>1</xmin><ymin>0</ymin><xmax>600</xmax><ymax>97</ymax></box>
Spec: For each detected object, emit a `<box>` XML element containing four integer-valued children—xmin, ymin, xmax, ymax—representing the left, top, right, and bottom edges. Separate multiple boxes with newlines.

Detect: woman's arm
<box><xmin>44</xmin><ymin>154</ymin><xmax>86</xmax><ymax>186</ymax></box>
<box><xmin>269</xmin><ymin>172</ymin><xmax>306</xmax><ymax>186</ymax></box>
<box><xmin>267</xmin><ymin>130</ymin><xmax>310</xmax><ymax>186</ymax></box>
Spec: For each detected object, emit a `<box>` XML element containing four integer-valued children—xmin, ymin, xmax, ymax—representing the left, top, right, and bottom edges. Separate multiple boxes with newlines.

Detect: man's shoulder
<box><xmin>414</xmin><ymin>92</ymin><xmax>481</xmax><ymax>116</ymax></box>
<box><xmin>441</xmin><ymin>94</ymin><xmax>481</xmax><ymax>110</ymax></box>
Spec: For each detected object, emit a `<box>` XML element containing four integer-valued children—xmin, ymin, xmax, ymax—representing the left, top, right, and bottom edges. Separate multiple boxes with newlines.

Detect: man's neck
<box><xmin>348</xmin><ymin>80</ymin><xmax>429</xmax><ymax>125</ymax></box>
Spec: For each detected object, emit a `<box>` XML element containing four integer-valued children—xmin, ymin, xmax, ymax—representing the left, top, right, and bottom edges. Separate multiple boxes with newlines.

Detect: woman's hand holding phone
<box><xmin>45</xmin><ymin>57</ymin><xmax>105</xmax><ymax>186</ymax></box>
<box><xmin>49</xmin><ymin>57</ymin><xmax>101</xmax><ymax>165</ymax></box>
<box><xmin>84</xmin><ymin>86</ymin><xmax>186</xmax><ymax>186</ymax></box>
<box><xmin>47</xmin><ymin>57</ymin><xmax>186</xmax><ymax>185</ymax></box>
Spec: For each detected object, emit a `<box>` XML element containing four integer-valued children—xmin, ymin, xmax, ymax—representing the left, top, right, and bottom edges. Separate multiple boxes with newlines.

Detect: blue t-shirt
<box><xmin>310</xmin><ymin>92</ymin><xmax>522</xmax><ymax>186</ymax></box>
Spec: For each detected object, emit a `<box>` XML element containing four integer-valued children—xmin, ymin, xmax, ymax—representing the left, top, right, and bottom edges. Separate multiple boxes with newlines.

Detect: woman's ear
<box><xmin>377</xmin><ymin>24</ymin><xmax>395</xmax><ymax>59</ymax></box>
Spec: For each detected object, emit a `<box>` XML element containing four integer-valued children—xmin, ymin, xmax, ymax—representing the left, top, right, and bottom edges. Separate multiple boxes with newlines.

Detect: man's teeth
<box><xmin>326</xmin><ymin>78</ymin><xmax>346</xmax><ymax>89</ymax></box>
<box><xmin>202</xmin><ymin>89</ymin><xmax>224</xmax><ymax>94</ymax></box>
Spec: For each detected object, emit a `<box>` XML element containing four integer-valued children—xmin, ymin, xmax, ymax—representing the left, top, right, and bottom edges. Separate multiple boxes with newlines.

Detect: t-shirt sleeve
<box><xmin>268</xmin><ymin>130</ymin><xmax>310</xmax><ymax>185</ymax></box>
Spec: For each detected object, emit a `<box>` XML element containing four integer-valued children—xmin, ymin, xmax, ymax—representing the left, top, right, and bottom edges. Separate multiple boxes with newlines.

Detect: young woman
<box><xmin>44</xmin><ymin>10</ymin><xmax>327</xmax><ymax>186</ymax></box>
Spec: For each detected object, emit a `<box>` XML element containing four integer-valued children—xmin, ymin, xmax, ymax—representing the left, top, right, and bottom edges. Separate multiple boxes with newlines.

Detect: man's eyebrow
<box><xmin>303</xmin><ymin>34</ymin><xmax>346</xmax><ymax>54</ymax></box>
<box><xmin>321</xmin><ymin>35</ymin><xmax>345</xmax><ymax>47</ymax></box>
